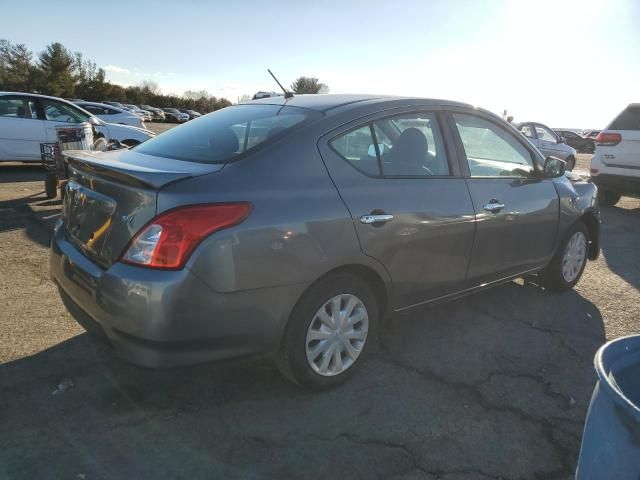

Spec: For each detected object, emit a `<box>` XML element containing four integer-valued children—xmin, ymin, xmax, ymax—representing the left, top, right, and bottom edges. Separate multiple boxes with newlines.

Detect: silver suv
<box><xmin>517</xmin><ymin>122</ymin><xmax>578</xmax><ymax>170</ymax></box>
<box><xmin>590</xmin><ymin>104</ymin><xmax>640</xmax><ymax>206</ymax></box>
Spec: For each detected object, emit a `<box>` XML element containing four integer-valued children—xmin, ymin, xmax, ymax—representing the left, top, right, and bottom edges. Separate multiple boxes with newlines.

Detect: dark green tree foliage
<box><xmin>38</xmin><ymin>42</ymin><xmax>76</xmax><ymax>97</ymax></box>
<box><xmin>290</xmin><ymin>76</ymin><xmax>329</xmax><ymax>94</ymax></box>
<box><xmin>0</xmin><ymin>40</ymin><xmax>232</xmax><ymax>113</ymax></box>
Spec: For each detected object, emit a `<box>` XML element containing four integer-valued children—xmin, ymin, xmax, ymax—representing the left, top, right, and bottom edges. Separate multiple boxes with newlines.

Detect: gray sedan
<box><xmin>50</xmin><ymin>95</ymin><xmax>600</xmax><ymax>389</ymax></box>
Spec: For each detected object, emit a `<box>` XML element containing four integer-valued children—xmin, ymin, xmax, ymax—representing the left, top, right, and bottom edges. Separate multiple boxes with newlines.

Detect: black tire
<box><xmin>275</xmin><ymin>273</ymin><xmax>378</xmax><ymax>390</ymax></box>
<box><xmin>121</xmin><ymin>140</ymin><xmax>140</xmax><ymax>148</ymax></box>
<box><xmin>539</xmin><ymin>221</ymin><xmax>589</xmax><ymax>292</ymax></box>
<box><xmin>44</xmin><ymin>173</ymin><xmax>57</xmax><ymax>199</ymax></box>
<box><xmin>597</xmin><ymin>189</ymin><xmax>621</xmax><ymax>207</ymax></box>
<box><xmin>565</xmin><ymin>156</ymin><xmax>576</xmax><ymax>171</ymax></box>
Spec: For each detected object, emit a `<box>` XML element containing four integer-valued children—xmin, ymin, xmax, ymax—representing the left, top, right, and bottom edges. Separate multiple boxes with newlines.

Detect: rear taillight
<box><xmin>120</xmin><ymin>203</ymin><xmax>251</xmax><ymax>269</ymax></box>
<box><xmin>595</xmin><ymin>132</ymin><xmax>622</xmax><ymax>146</ymax></box>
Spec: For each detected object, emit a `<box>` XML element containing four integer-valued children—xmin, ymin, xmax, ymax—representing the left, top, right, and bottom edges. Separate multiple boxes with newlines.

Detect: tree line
<box><xmin>0</xmin><ymin>40</ymin><xmax>231</xmax><ymax>113</ymax></box>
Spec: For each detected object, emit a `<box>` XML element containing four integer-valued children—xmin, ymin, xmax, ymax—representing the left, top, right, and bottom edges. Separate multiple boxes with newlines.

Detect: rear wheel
<box><xmin>44</xmin><ymin>173</ymin><xmax>57</xmax><ymax>199</ymax></box>
<box><xmin>275</xmin><ymin>273</ymin><xmax>378</xmax><ymax>390</ymax></box>
<box><xmin>597</xmin><ymin>189</ymin><xmax>621</xmax><ymax>207</ymax></box>
<box><xmin>540</xmin><ymin>221</ymin><xmax>589</xmax><ymax>292</ymax></box>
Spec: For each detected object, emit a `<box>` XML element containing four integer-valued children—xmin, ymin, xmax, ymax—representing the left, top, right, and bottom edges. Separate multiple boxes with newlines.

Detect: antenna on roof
<box><xmin>267</xmin><ymin>69</ymin><xmax>294</xmax><ymax>99</ymax></box>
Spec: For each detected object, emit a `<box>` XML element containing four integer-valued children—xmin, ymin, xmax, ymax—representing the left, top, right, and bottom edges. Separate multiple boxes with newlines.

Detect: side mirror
<box><xmin>543</xmin><ymin>156</ymin><xmax>566</xmax><ymax>178</ymax></box>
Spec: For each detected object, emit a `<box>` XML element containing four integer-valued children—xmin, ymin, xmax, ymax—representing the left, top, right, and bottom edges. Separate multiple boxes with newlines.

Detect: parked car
<box><xmin>139</xmin><ymin>104</ymin><xmax>165</xmax><ymax>121</ymax></box>
<box><xmin>50</xmin><ymin>95</ymin><xmax>600</xmax><ymax>390</ymax></box>
<box><xmin>102</xmin><ymin>101</ymin><xmax>126</xmax><ymax>109</ymax></box>
<box><xmin>73</xmin><ymin>101</ymin><xmax>146</xmax><ymax>128</ymax></box>
<box><xmin>252</xmin><ymin>91</ymin><xmax>283</xmax><ymax>100</ymax></box>
<box><xmin>554</xmin><ymin>129</ymin><xmax>595</xmax><ymax>153</ymax></box>
<box><xmin>179</xmin><ymin>109</ymin><xmax>202</xmax><ymax>120</ymax></box>
<box><xmin>124</xmin><ymin>104</ymin><xmax>153</xmax><ymax>122</ymax></box>
<box><xmin>590</xmin><ymin>103</ymin><xmax>640</xmax><ymax>206</ymax></box>
<box><xmin>584</xmin><ymin>130</ymin><xmax>600</xmax><ymax>139</ymax></box>
<box><xmin>161</xmin><ymin>108</ymin><xmax>189</xmax><ymax>123</ymax></box>
<box><xmin>0</xmin><ymin>92</ymin><xmax>154</xmax><ymax>162</ymax></box>
<box><xmin>517</xmin><ymin>122</ymin><xmax>578</xmax><ymax>170</ymax></box>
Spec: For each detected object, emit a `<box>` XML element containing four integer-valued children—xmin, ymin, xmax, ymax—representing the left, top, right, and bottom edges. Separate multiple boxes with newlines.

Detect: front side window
<box><xmin>40</xmin><ymin>99</ymin><xmax>88</xmax><ymax>123</ymax></box>
<box><xmin>454</xmin><ymin>113</ymin><xmax>535</xmax><ymax>178</ymax></box>
<box><xmin>330</xmin><ymin>112</ymin><xmax>450</xmax><ymax>177</ymax></box>
<box><xmin>135</xmin><ymin>105</ymin><xmax>315</xmax><ymax>164</ymax></box>
<box><xmin>534</xmin><ymin>125</ymin><xmax>558</xmax><ymax>143</ymax></box>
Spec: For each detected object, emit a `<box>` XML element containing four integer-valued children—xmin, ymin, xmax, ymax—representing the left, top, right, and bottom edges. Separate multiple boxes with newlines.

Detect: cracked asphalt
<box><xmin>1</xmin><ymin>152</ymin><xmax>639</xmax><ymax>480</ymax></box>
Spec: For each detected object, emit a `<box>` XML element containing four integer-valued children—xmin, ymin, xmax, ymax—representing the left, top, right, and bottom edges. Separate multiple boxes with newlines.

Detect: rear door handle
<box><xmin>360</xmin><ymin>214</ymin><xmax>394</xmax><ymax>225</ymax></box>
<box><xmin>483</xmin><ymin>201</ymin><xmax>505</xmax><ymax>213</ymax></box>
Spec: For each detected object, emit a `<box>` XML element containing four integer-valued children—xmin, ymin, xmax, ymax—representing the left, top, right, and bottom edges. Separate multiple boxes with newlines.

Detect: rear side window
<box><xmin>609</xmin><ymin>106</ymin><xmax>640</xmax><ymax>131</ymax></box>
<box><xmin>331</xmin><ymin>112</ymin><xmax>450</xmax><ymax>177</ymax></box>
<box><xmin>135</xmin><ymin>105</ymin><xmax>317</xmax><ymax>164</ymax></box>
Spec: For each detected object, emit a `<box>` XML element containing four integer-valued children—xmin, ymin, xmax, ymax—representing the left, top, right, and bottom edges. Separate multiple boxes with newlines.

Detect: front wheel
<box><xmin>275</xmin><ymin>273</ymin><xmax>378</xmax><ymax>390</ymax></box>
<box><xmin>565</xmin><ymin>156</ymin><xmax>576</xmax><ymax>171</ymax></box>
<box><xmin>540</xmin><ymin>221</ymin><xmax>589</xmax><ymax>292</ymax></box>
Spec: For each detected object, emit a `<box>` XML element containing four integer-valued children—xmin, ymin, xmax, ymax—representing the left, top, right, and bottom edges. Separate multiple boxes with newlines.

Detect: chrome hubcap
<box><xmin>562</xmin><ymin>231</ymin><xmax>587</xmax><ymax>282</ymax></box>
<box><xmin>305</xmin><ymin>294</ymin><xmax>369</xmax><ymax>377</ymax></box>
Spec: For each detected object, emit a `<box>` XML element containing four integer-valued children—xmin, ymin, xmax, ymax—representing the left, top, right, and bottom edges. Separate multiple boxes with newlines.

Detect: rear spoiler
<box><xmin>64</xmin><ymin>150</ymin><xmax>223</xmax><ymax>189</ymax></box>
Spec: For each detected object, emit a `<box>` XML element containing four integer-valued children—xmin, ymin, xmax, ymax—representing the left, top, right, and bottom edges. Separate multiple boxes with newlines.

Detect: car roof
<box><xmin>248</xmin><ymin>93</ymin><xmax>474</xmax><ymax>113</ymax></box>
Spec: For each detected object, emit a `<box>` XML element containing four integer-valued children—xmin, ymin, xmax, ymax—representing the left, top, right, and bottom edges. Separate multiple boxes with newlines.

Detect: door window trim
<box><xmin>443</xmin><ymin>109</ymin><xmax>544</xmax><ymax>179</ymax></box>
<box><xmin>325</xmin><ymin>108</ymin><xmax>462</xmax><ymax>179</ymax></box>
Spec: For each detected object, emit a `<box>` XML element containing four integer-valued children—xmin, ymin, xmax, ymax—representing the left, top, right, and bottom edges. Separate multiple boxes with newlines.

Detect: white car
<box><xmin>590</xmin><ymin>104</ymin><xmax>640</xmax><ymax>206</ymax></box>
<box><xmin>124</xmin><ymin>104</ymin><xmax>153</xmax><ymax>122</ymax></box>
<box><xmin>0</xmin><ymin>92</ymin><xmax>155</xmax><ymax>163</ymax></box>
<box><xmin>74</xmin><ymin>101</ymin><xmax>145</xmax><ymax>127</ymax></box>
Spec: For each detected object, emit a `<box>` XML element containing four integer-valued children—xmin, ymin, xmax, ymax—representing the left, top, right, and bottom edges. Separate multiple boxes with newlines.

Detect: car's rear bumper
<box><xmin>50</xmin><ymin>223</ymin><xmax>306</xmax><ymax>368</ymax></box>
<box><xmin>592</xmin><ymin>173</ymin><xmax>640</xmax><ymax>197</ymax></box>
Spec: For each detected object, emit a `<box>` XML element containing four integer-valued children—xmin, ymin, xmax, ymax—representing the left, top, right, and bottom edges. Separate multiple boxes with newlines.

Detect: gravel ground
<box><xmin>0</xmin><ymin>153</ymin><xmax>638</xmax><ymax>480</ymax></box>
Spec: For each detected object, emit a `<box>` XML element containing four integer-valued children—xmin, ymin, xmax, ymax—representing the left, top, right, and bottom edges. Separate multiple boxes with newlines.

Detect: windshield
<box><xmin>135</xmin><ymin>104</ymin><xmax>317</xmax><ymax>164</ymax></box>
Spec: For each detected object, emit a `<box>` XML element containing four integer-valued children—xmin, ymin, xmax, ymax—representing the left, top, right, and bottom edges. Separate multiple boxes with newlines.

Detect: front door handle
<box><xmin>360</xmin><ymin>214</ymin><xmax>394</xmax><ymax>225</ymax></box>
<box><xmin>483</xmin><ymin>200</ymin><xmax>505</xmax><ymax>213</ymax></box>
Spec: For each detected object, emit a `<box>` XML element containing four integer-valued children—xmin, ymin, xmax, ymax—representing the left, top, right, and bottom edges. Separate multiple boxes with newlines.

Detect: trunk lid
<box><xmin>62</xmin><ymin>149</ymin><xmax>223</xmax><ymax>268</ymax></box>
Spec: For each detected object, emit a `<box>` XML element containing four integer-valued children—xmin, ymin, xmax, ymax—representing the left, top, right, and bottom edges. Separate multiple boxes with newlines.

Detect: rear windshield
<box><xmin>609</xmin><ymin>106</ymin><xmax>640</xmax><ymax>131</ymax></box>
<box><xmin>136</xmin><ymin>104</ymin><xmax>315</xmax><ymax>164</ymax></box>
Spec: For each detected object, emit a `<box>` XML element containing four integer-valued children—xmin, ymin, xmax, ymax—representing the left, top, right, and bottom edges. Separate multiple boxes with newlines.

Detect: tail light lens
<box><xmin>120</xmin><ymin>203</ymin><xmax>251</xmax><ymax>269</ymax></box>
<box><xmin>595</xmin><ymin>132</ymin><xmax>622</xmax><ymax>146</ymax></box>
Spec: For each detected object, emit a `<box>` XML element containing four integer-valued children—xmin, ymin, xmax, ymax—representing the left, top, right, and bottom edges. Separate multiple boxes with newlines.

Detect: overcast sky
<box><xmin>3</xmin><ymin>0</ymin><xmax>638</xmax><ymax>128</ymax></box>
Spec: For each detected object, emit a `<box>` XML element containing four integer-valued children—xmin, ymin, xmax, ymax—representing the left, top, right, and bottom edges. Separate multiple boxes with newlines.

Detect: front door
<box><xmin>319</xmin><ymin>110</ymin><xmax>476</xmax><ymax>309</ymax></box>
<box><xmin>450</xmin><ymin>112</ymin><xmax>559</xmax><ymax>284</ymax></box>
<box><xmin>0</xmin><ymin>96</ymin><xmax>45</xmax><ymax>161</ymax></box>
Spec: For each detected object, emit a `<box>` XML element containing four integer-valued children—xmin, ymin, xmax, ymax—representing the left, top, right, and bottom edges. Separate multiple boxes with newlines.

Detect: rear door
<box><xmin>319</xmin><ymin>109</ymin><xmax>476</xmax><ymax>309</ymax></box>
<box><xmin>448</xmin><ymin>111</ymin><xmax>559</xmax><ymax>284</ymax></box>
<box><xmin>0</xmin><ymin>95</ymin><xmax>46</xmax><ymax>161</ymax></box>
<box><xmin>603</xmin><ymin>104</ymin><xmax>640</xmax><ymax>168</ymax></box>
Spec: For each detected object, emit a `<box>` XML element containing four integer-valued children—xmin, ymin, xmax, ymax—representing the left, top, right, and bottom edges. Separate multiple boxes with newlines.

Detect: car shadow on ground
<box><xmin>1</xmin><ymin>280</ymin><xmax>605</xmax><ymax>480</ymax></box>
<box><xmin>0</xmin><ymin>164</ymin><xmax>45</xmax><ymax>183</ymax></box>
<box><xmin>600</xmin><ymin>203</ymin><xmax>640</xmax><ymax>290</ymax></box>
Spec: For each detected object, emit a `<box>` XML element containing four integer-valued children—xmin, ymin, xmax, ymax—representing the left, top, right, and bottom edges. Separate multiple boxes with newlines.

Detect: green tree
<box><xmin>290</xmin><ymin>76</ymin><xmax>329</xmax><ymax>94</ymax></box>
<box><xmin>0</xmin><ymin>40</ymin><xmax>36</xmax><ymax>91</ymax></box>
<box><xmin>38</xmin><ymin>42</ymin><xmax>76</xmax><ymax>97</ymax></box>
